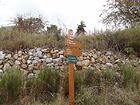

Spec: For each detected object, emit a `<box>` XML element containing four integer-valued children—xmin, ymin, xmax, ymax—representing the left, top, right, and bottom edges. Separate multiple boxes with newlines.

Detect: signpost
<box><xmin>64</xmin><ymin>29</ymin><xmax>82</xmax><ymax>105</ymax></box>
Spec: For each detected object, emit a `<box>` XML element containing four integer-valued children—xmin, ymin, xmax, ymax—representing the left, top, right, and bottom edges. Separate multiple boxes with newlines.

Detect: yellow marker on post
<box><xmin>64</xmin><ymin>29</ymin><xmax>82</xmax><ymax>105</ymax></box>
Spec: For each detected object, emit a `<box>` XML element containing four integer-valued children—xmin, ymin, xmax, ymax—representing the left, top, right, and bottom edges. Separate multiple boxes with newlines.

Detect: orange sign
<box><xmin>65</xmin><ymin>48</ymin><xmax>81</xmax><ymax>56</ymax></box>
<box><xmin>65</xmin><ymin>29</ymin><xmax>82</xmax><ymax>105</ymax></box>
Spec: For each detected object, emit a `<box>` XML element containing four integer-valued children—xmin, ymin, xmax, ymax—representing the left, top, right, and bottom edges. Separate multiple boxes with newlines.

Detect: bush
<box><xmin>26</xmin><ymin>67</ymin><xmax>61</xmax><ymax>103</ymax></box>
<box><xmin>0</xmin><ymin>68</ymin><xmax>23</xmax><ymax>104</ymax></box>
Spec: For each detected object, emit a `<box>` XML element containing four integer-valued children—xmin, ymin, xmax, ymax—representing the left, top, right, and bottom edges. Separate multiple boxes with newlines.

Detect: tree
<box><xmin>14</xmin><ymin>15</ymin><xmax>46</xmax><ymax>33</ymax></box>
<box><xmin>76</xmin><ymin>21</ymin><xmax>86</xmax><ymax>35</ymax></box>
<box><xmin>100</xmin><ymin>0</ymin><xmax>140</xmax><ymax>28</ymax></box>
<box><xmin>47</xmin><ymin>24</ymin><xmax>61</xmax><ymax>41</ymax></box>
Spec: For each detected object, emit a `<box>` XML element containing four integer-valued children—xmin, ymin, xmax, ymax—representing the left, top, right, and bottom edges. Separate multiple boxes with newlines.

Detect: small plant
<box><xmin>0</xmin><ymin>68</ymin><xmax>23</xmax><ymax>104</ymax></box>
<box><xmin>124</xmin><ymin>47</ymin><xmax>134</xmax><ymax>55</ymax></box>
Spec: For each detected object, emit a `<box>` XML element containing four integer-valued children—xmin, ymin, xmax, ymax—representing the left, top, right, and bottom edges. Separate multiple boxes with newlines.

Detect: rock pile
<box><xmin>0</xmin><ymin>48</ymin><xmax>139</xmax><ymax>76</ymax></box>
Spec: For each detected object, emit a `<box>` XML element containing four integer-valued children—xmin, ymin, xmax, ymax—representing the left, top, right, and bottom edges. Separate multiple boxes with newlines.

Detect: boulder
<box><xmin>5</xmin><ymin>54</ymin><xmax>12</xmax><ymax>59</ymax></box>
<box><xmin>3</xmin><ymin>63</ymin><xmax>11</xmax><ymax>71</ymax></box>
<box><xmin>0</xmin><ymin>51</ymin><xmax>5</xmax><ymax>60</ymax></box>
<box><xmin>46</xmin><ymin>58</ymin><xmax>53</xmax><ymax>63</ymax></box>
<box><xmin>15</xmin><ymin>60</ymin><xmax>21</xmax><ymax>65</ymax></box>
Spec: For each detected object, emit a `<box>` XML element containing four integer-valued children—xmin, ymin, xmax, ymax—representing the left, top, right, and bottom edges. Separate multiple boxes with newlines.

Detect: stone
<box><xmin>82</xmin><ymin>60</ymin><xmax>90</xmax><ymax>66</ymax></box>
<box><xmin>0</xmin><ymin>69</ymin><xmax>3</xmax><ymax>76</ymax></box>
<box><xmin>53</xmin><ymin>58</ymin><xmax>62</xmax><ymax>64</ymax></box>
<box><xmin>46</xmin><ymin>58</ymin><xmax>53</xmax><ymax>63</ymax></box>
<box><xmin>34</xmin><ymin>57</ymin><xmax>40</xmax><ymax>61</ymax></box>
<box><xmin>5</xmin><ymin>54</ymin><xmax>12</xmax><ymax>59</ymax></box>
<box><xmin>27</xmin><ymin>73</ymin><xmax>34</xmax><ymax>79</ymax></box>
<box><xmin>35</xmin><ymin>50</ymin><xmax>43</xmax><ymax>58</ymax></box>
<box><xmin>29</xmin><ymin>56</ymin><xmax>33</xmax><ymax>60</ymax></box>
<box><xmin>58</xmin><ymin>51</ymin><xmax>64</xmax><ymax>55</ymax></box>
<box><xmin>8</xmin><ymin>60</ymin><xmax>14</xmax><ymax>66</ymax></box>
<box><xmin>92</xmin><ymin>54</ymin><xmax>98</xmax><ymax>59</ymax></box>
<box><xmin>13</xmin><ymin>54</ymin><xmax>18</xmax><ymax>59</ymax></box>
<box><xmin>15</xmin><ymin>60</ymin><xmax>21</xmax><ymax>65</ymax></box>
<box><xmin>91</xmin><ymin>58</ymin><xmax>95</xmax><ymax>63</ymax></box>
<box><xmin>0</xmin><ymin>60</ymin><xmax>3</xmax><ymax>65</ymax></box>
<box><xmin>47</xmin><ymin>53</ymin><xmax>52</xmax><ymax>58</ymax></box>
<box><xmin>43</xmin><ymin>55</ymin><xmax>47</xmax><ymax>59</ymax></box>
<box><xmin>106</xmin><ymin>63</ymin><xmax>113</xmax><ymax>67</ymax></box>
<box><xmin>21</xmin><ymin>64</ymin><xmax>28</xmax><ymax>69</ymax></box>
<box><xmin>105</xmin><ymin>51</ymin><xmax>112</xmax><ymax>56</ymax></box>
<box><xmin>3</xmin><ymin>63</ymin><xmax>11</xmax><ymax>71</ymax></box>
<box><xmin>32</xmin><ymin>60</ymin><xmax>38</xmax><ymax>64</ymax></box>
<box><xmin>0</xmin><ymin>65</ymin><xmax>3</xmax><ymax>69</ymax></box>
<box><xmin>28</xmin><ymin>64</ymin><xmax>34</xmax><ymax>71</ymax></box>
<box><xmin>27</xmin><ymin>60</ymin><xmax>32</xmax><ymax>64</ymax></box>
<box><xmin>18</xmin><ymin>50</ymin><xmax>23</xmax><ymax>56</ymax></box>
<box><xmin>139</xmin><ymin>59</ymin><xmax>140</xmax><ymax>64</ymax></box>
<box><xmin>77</xmin><ymin>61</ymin><xmax>82</xmax><ymax>66</ymax></box>
<box><xmin>115</xmin><ymin>59</ymin><xmax>121</xmax><ymax>64</ymax></box>
<box><xmin>18</xmin><ymin>57</ymin><xmax>22</xmax><ymax>61</ymax></box>
<box><xmin>0</xmin><ymin>51</ymin><xmax>5</xmax><ymax>60</ymax></box>
<box><xmin>22</xmin><ymin>59</ymin><xmax>27</xmax><ymax>64</ymax></box>
<box><xmin>41</xmin><ymin>49</ymin><xmax>48</xmax><ymax>53</ymax></box>
<box><xmin>59</xmin><ymin>55</ymin><xmax>64</xmax><ymax>59</ymax></box>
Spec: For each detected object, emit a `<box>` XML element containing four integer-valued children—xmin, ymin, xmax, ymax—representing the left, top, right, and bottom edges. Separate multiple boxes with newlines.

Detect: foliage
<box><xmin>13</xmin><ymin>15</ymin><xmax>46</xmax><ymax>33</ymax></box>
<box><xmin>0</xmin><ymin>68</ymin><xmax>23</xmax><ymax>104</ymax></box>
<box><xmin>76</xmin><ymin>21</ymin><xmax>86</xmax><ymax>35</ymax></box>
<box><xmin>101</xmin><ymin>0</ymin><xmax>140</xmax><ymax>28</ymax></box>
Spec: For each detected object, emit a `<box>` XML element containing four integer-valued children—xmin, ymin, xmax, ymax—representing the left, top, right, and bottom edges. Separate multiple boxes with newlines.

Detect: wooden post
<box><xmin>68</xmin><ymin>63</ymin><xmax>75</xmax><ymax>105</ymax></box>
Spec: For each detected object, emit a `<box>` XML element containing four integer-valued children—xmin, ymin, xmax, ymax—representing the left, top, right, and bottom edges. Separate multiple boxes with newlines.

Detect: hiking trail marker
<box><xmin>64</xmin><ymin>29</ymin><xmax>82</xmax><ymax>105</ymax></box>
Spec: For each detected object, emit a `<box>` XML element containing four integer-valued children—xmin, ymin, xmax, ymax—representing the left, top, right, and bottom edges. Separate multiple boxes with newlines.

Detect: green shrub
<box><xmin>27</xmin><ymin>67</ymin><xmax>61</xmax><ymax>103</ymax></box>
<box><xmin>102</xmin><ymin>69</ymin><xmax>115</xmax><ymax>84</ymax></box>
<box><xmin>0</xmin><ymin>68</ymin><xmax>23</xmax><ymax>104</ymax></box>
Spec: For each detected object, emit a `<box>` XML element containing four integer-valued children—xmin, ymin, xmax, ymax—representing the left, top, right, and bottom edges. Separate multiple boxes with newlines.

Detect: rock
<box><xmin>106</xmin><ymin>63</ymin><xmax>113</xmax><ymax>67</ymax></box>
<box><xmin>58</xmin><ymin>51</ymin><xmax>64</xmax><ymax>55</ymax></box>
<box><xmin>115</xmin><ymin>59</ymin><xmax>121</xmax><ymax>64</ymax></box>
<box><xmin>18</xmin><ymin>50</ymin><xmax>22</xmax><ymax>56</ymax></box>
<box><xmin>29</xmin><ymin>56</ymin><xmax>33</xmax><ymax>60</ymax></box>
<box><xmin>96</xmin><ymin>51</ymin><xmax>102</xmax><ymax>56</ymax></box>
<box><xmin>3</xmin><ymin>63</ymin><xmax>11</xmax><ymax>71</ymax></box>
<box><xmin>139</xmin><ymin>59</ymin><xmax>140</xmax><ymax>64</ymax></box>
<box><xmin>53</xmin><ymin>58</ymin><xmax>62</xmax><ymax>64</ymax></box>
<box><xmin>77</xmin><ymin>61</ymin><xmax>82</xmax><ymax>66</ymax></box>
<box><xmin>36</xmin><ymin>50</ymin><xmax>43</xmax><ymax>58</ymax></box>
<box><xmin>13</xmin><ymin>54</ymin><xmax>18</xmax><ymax>59</ymax></box>
<box><xmin>46</xmin><ymin>58</ymin><xmax>53</xmax><ymax>63</ymax></box>
<box><xmin>0</xmin><ymin>65</ymin><xmax>3</xmax><ymax>69</ymax></box>
<box><xmin>28</xmin><ymin>51</ymin><xmax>33</xmax><ymax>56</ymax></box>
<box><xmin>0</xmin><ymin>51</ymin><xmax>5</xmax><ymax>60</ymax></box>
<box><xmin>91</xmin><ymin>58</ymin><xmax>95</xmax><ymax>63</ymax></box>
<box><xmin>21</xmin><ymin>64</ymin><xmax>28</xmax><ymax>69</ymax></box>
<box><xmin>34</xmin><ymin>57</ymin><xmax>40</xmax><ymax>61</ymax></box>
<box><xmin>105</xmin><ymin>51</ymin><xmax>112</xmax><ymax>56</ymax></box>
<box><xmin>22</xmin><ymin>59</ymin><xmax>27</xmax><ymax>64</ymax></box>
<box><xmin>43</xmin><ymin>55</ymin><xmax>47</xmax><ymax>59</ymax></box>
<box><xmin>47</xmin><ymin>53</ymin><xmax>52</xmax><ymax>58</ymax></box>
<box><xmin>27</xmin><ymin>60</ymin><xmax>32</xmax><ymax>64</ymax></box>
<box><xmin>8</xmin><ymin>60</ymin><xmax>14</xmax><ymax>66</ymax></box>
<box><xmin>18</xmin><ymin>57</ymin><xmax>22</xmax><ymax>61</ymax></box>
<box><xmin>5</xmin><ymin>54</ymin><xmax>12</xmax><ymax>59</ymax></box>
<box><xmin>60</xmin><ymin>55</ymin><xmax>64</xmax><ymax>59</ymax></box>
<box><xmin>0</xmin><ymin>60</ymin><xmax>3</xmax><ymax>65</ymax></box>
<box><xmin>28</xmin><ymin>64</ymin><xmax>34</xmax><ymax>71</ymax></box>
<box><xmin>32</xmin><ymin>60</ymin><xmax>38</xmax><ymax>64</ymax></box>
<box><xmin>41</xmin><ymin>49</ymin><xmax>48</xmax><ymax>53</ymax></box>
<box><xmin>15</xmin><ymin>60</ymin><xmax>21</xmax><ymax>65</ymax></box>
<box><xmin>92</xmin><ymin>54</ymin><xmax>98</xmax><ymax>59</ymax></box>
<box><xmin>27</xmin><ymin>73</ymin><xmax>34</xmax><ymax>79</ymax></box>
<box><xmin>0</xmin><ymin>69</ymin><xmax>3</xmax><ymax>76</ymax></box>
<box><xmin>82</xmin><ymin>60</ymin><xmax>90</xmax><ymax>66</ymax></box>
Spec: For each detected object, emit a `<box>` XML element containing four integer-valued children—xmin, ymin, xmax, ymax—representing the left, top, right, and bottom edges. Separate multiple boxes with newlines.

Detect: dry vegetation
<box><xmin>0</xmin><ymin>64</ymin><xmax>140</xmax><ymax>105</ymax></box>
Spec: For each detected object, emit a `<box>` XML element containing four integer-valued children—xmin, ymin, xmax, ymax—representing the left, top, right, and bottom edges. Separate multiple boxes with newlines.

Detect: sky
<box><xmin>0</xmin><ymin>0</ymin><xmax>107</xmax><ymax>32</ymax></box>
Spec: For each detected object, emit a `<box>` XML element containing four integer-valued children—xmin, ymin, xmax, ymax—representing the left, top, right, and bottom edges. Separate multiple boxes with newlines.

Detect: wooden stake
<box><xmin>68</xmin><ymin>63</ymin><xmax>75</xmax><ymax>105</ymax></box>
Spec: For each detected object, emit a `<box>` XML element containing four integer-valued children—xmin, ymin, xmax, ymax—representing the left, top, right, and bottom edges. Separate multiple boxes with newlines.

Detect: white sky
<box><xmin>0</xmin><ymin>0</ymin><xmax>107</xmax><ymax>32</ymax></box>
